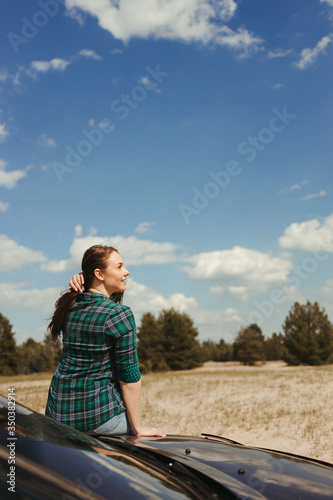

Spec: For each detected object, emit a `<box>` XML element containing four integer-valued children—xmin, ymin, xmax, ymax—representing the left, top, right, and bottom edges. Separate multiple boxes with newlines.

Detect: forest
<box><xmin>1</xmin><ymin>300</ymin><xmax>333</xmax><ymax>376</ymax></box>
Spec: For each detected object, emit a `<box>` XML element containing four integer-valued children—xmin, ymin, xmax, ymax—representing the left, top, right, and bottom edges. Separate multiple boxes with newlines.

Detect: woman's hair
<box><xmin>48</xmin><ymin>244</ymin><xmax>119</xmax><ymax>341</ymax></box>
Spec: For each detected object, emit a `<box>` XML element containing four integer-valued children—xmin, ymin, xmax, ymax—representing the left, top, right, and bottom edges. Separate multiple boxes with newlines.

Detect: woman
<box><xmin>45</xmin><ymin>244</ymin><xmax>165</xmax><ymax>437</ymax></box>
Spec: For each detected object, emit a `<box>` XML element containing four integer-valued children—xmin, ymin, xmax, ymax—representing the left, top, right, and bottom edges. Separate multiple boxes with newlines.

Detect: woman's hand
<box><xmin>136</xmin><ymin>426</ymin><xmax>166</xmax><ymax>438</ymax></box>
<box><xmin>69</xmin><ymin>272</ymin><xmax>85</xmax><ymax>292</ymax></box>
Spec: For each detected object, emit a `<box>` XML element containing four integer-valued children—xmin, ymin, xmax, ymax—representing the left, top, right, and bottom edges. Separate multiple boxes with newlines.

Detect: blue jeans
<box><xmin>87</xmin><ymin>411</ymin><xmax>131</xmax><ymax>436</ymax></box>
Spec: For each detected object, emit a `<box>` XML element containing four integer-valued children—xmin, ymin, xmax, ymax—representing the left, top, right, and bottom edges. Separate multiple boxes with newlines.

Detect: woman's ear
<box><xmin>94</xmin><ymin>268</ymin><xmax>104</xmax><ymax>281</ymax></box>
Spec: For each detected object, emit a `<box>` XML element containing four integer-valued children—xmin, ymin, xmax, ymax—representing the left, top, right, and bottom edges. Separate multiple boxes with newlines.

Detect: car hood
<box><xmin>100</xmin><ymin>433</ymin><xmax>333</xmax><ymax>500</ymax></box>
<box><xmin>1</xmin><ymin>394</ymin><xmax>333</xmax><ymax>500</ymax></box>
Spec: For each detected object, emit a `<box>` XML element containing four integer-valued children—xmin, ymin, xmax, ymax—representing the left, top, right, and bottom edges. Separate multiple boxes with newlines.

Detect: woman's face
<box><xmin>98</xmin><ymin>252</ymin><xmax>130</xmax><ymax>296</ymax></box>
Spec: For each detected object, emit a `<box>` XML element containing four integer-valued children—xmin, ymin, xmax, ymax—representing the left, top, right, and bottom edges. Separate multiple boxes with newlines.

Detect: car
<box><xmin>0</xmin><ymin>393</ymin><xmax>333</xmax><ymax>500</ymax></box>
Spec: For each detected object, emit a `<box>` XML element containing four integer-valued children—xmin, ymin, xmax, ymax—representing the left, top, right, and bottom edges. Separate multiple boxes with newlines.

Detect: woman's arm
<box><xmin>119</xmin><ymin>379</ymin><xmax>165</xmax><ymax>437</ymax></box>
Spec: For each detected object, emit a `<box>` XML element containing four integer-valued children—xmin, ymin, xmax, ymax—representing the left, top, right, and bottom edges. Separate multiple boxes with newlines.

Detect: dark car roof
<box><xmin>1</xmin><ymin>394</ymin><xmax>333</xmax><ymax>499</ymax></box>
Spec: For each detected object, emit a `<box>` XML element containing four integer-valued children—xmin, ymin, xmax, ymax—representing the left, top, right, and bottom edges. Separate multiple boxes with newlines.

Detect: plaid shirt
<box><xmin>45</xmin><ymin>292</ymin><xmax>141</xmax><ymax>431</ymax></box>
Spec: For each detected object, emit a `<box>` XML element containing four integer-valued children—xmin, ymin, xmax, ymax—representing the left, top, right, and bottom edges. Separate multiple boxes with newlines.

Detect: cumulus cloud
<box><xmin>125</xmin><ymin>278</ymin><xmax>197</xmax><ymax>315</ymax></box>
<box><xmin>0</xmin><ymin>69</ymin><xmax>9</xmax><ymax>83</ymax></box>
<box><xmin>210</xmin><ymin>285</ymin><xmax>249</xmax><ymax>301</ymax></box>
<box><xmin>125</xmin><ymin>278</ymin><xmax>242</xmax><ymax>341</ymax></box>
<box><xmin>65</xmin><ymin>0</ymin><xmax>263</xmax><ymax>56</ymax></box>
<box><xmin>183</xmin><ymin>246</ymin><xmax>293</xmax><ymax>297</ymax></box>
<box><xmin>41</xmin><ymin>228</ymin><xmax>181</xmax><ymax>272</ymax></box>
<box><xmin>0</xmin><ymin>123</ymin><xmax>10</xmax><ymax>143</ymax></box>
<box><xmin>0</xmin><ymin>201</ymin><xmax>9</xmax><ymax>212</ymax></box>
<box><xmin>0</xmin><ymin>159</ymin><xmax>30</xmax><ymax>189</ymax></box>
<box><xmin>279</xmin><ymin>214</ymin><xmax>333</xmax><ymax>252</ymax></box>
<box><xmin>29</xmin><ymin>58</ymin><xmax>71</xmax><ymax>77</ymax></box>
<box><xmin>277</xmin><ymin>180</ymin><xmax>309</xmax><ymax>195</ymax></box>
<box><xmin>0</xmin><ymin>235</ymin><xmax>46</xmax><ymax>272</ymax></box>
<box><xmin>294</xmin><ymin>34</ymin><xmax>333</xmax><ymax>69</ymax></box>
<box><xmin>134</xmin><ymin>221</ymin><xmax>156</xmax><ymax>234</ymax></box>
<box><xmin>37</xmin><ymin>133</ymin><xmax>57</xmax><ymax>148</ymax></box>
<box><xmin>0</xmin><ymin>282</ymin><xmax>61</xmax><ymax>315</ymax></box>
<box><xmin>321</xmin><ymin>0</ymin><xmax>333</xmax><ymax>6</ymax></box>
<box><xmin>299</xmin><ymin>190</ymin><xmax>327</xmax><ymax>201</ymax></box>
<box><xmin>321</xmin><ymin>279</ymin><xmax>333</xmax><ymax>299</ymax></box>
<box><xmin>271</xmin><ymin>83</ymin><xmax>285</xmax><ymax>90</ymax></box>
<box><xmin>267</xmin><ymin>48</ymin><xmax>292</xmax><ymax>59</ymax></box>
<box><xmin>78</xmin><ymin>49</ymin><xmax>102</xmax><ymax>60</ymax></box>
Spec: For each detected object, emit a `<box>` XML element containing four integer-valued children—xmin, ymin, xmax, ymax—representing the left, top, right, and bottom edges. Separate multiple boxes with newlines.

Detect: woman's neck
<box><xmin>88</xmin><ymin>287</ymin><xmax>109</xmax><ymax>297</ymax></box>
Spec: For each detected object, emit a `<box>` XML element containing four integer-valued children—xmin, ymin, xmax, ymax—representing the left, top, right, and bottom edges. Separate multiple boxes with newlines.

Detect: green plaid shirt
<box><xmin>45</xmin><ymin>292</ymin><xmax>141</xmax><ymax>431</ymax></box>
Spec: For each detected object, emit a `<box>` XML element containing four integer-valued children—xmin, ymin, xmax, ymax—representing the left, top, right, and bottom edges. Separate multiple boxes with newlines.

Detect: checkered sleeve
<box><xmin>105</xmin><ymin>305</ymin><xmax>141</xmax><ymax>383</ymax></box>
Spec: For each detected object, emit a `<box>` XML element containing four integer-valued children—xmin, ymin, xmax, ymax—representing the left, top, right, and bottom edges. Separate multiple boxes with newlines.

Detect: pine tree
<box><xmin>201</xmin><ymin>339</ymin><xmax>232</xmax><ymax>362</ymax></box>
<box><xmin>158</xmin><ymin>308</ymin><xmax>202</xmax><ymax>370</ymax></box>
<box><xmin>264</xmin><ymin>333</ymin><xmax>286</xmax><ymax>361</ymax></box>
<box><xmin>233</xmin><ymin>323</ymin><xmax>265</xmax><ymax>365</ymax></box>
<box><xmin>137</xmin><ymin>312</ymin><xmax>168</xmax><ymax>373</ymax></box>
<box><xmin>17</xmin><ymin>333</ymin><xmax>63</xmax><ymax>374</ymax></box>
<box><xmin>0</xmin><ymin>313</ymin><xmax>18</xmax><ymax>376</ymax></box>
<box><xmin>283</xmin><ymin>301</ymin><xmax>333</xmax><ymax>365</ymax></box>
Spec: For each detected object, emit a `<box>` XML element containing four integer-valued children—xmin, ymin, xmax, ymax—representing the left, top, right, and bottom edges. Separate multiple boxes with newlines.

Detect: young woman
<box><xmin>45</xmin><ymin>244</ymin><xmax>165</xmax><ymax>437</ymax></box>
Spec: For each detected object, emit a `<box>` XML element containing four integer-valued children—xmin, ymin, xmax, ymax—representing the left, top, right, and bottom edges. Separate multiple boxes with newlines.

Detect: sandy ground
<box><xmin>140</xmin><ymin>361</ymin><xmax>333</xmax><ymax>463</ymax></box>
<box><xmin>1</xmin><ymin>361</ymin><xmax>332</xmax><ymax>463</ymax></box>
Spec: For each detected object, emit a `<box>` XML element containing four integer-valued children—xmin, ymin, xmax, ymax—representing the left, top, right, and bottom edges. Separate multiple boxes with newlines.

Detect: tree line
<box><xmin>1</xmin><ymin>300</ymin><xmax>333</xmax><ymax>376</ymax></box>
<box><xmin>0</xmin><ymin>312</ymin><xmax>62</xmax><ymax>376</ymax></box>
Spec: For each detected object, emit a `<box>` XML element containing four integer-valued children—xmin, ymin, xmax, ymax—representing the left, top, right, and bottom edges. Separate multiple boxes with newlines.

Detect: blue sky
<box><xmin>1</xmin><ymin>0</ymin><xmax>332</xmax><ymax>345</ymax></box>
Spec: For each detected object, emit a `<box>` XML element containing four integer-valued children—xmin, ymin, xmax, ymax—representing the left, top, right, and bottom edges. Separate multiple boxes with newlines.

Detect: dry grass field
<box><xmin>1</xmin><ymin>361</ymin><xmax>332</xmax><ymax>464</ymax></box>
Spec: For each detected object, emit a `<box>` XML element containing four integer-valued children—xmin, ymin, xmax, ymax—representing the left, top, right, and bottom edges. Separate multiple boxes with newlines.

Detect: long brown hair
<box><xmin>48</xmin><ymin>244</ymin><xmax>119</xmax><ymax>341</ymax></box>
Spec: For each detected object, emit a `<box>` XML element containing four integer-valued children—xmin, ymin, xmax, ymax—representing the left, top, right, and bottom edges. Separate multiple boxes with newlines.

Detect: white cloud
<box><xmin>0</xmin><ymin>201</ymin><xmax>9</xmax><ymax>212</ymax></box>
<box><xmin>125</xmin><ymin>278</ymin><xmax>197</xmax><ymax>315</ymax></box>
<box><xmin>299</xmin><ymin>190</ymin><xmax>327</xmax><ymax>201</ymax></box>
<box><xmin>125</xmin><ymin>277</ymin><xmax>242</xmax><ymax>341</ymax></box>
<box><xmin>111</xmin><ymin>76</ymin><xmax>121</xmax><ymax>85</ymax></box>
<box><xmin>210</xmin><ymin>285</ymin><xmax>249</xmax><ymax>301</ymax></box>
<box><xmin>279</xmin><ymin>284</ymin><xmax>304</xmax><ymax>304</ymax></box>
<box><xmin>215</xmin><ymin>26</ymin><xmax>264</xmax><ymax>58</ymax></box>
<box><xmin>277</xmin><ymin>180</ymin><xmax>309</xmax><ymax>195</ymax></box>
<box><xmin>111</xmin><ymin>48</ymin><xmax>123</xmax><ymax>55</ymax></box>
<box><xmin>194</xmin><ymin>306</ymin><xmax>242</xmax><ymax>326</ymax></box>
<box><xmin>321</xmin><ymin>0</ymin><xmax>333</xmax><ymax>6</ymax></box>
<box><xmin>190</xmin><ymin>307</ymin><xmax>243</xmax><ymax>341</ymax></box>
<box><xmin>183</xmin><ymin>246</ymin><xmax>293</xmax><ymax>296</ymax></box>
<box><xmin>0</xmin><ymin>235</ymin><xmax>46</xmax><ymax>272</ymax></box>
<box><xmin>134</xmin><ymin>221</ymin><xmax>156</xmax><ymax>234</ymax></box>
<box><xmin>138</xmin><ymin>76</ymin><xmax>161</xmax><ymax>92</ymax></box>
<box><xmin>37</xmin><ymin>133</ymin><xmax>57</xmax><ymax>148</ymax></box>
<box><xmin>294</xmin><ymin>34</ymin><xmax>333</xmax><ymax>70</ymax></box>
<box><xmin>0</xmin><ymin>282</ymin><xmax>61</xmax><ymax>315</ymax></box>
<box><xmin>78</xmin><ymin>49</ymin><xmax>102</xmax><ymax>60</ymax></box>
<box><xmin>0</xmin><ymin>160</ymin><xmax>29</xmax><ymax>189</ymax></box>
<box><xmin>74</xmin><ymin>224</ymin><xmax>83</xmax><ymax>237</ymax></box>
<box><xmin>41</xmin><ymin>228</ymin><xmax>181</xmax><ymax>272</ymax></box>
<box><xmin>0</xmin><ymin>69</ymin><xmax>9</xmax><ymax>83</ymax></box>
<box><xmin>0</xmin><ymin>123</ymin><xmax>10</xmax><ymax>143</ymax></box>
<box><xmin>65</xmin><ymin>0</ymin><xmax>263</xmax><ymax>56</ymax></box>
<box><xmin>279</xmin><ymin>214</ymin><xmax>333</xmax><ymax>252</ymax></box>
<box><xmin>29</xmin><ymin>58</ymin><xmax>71</xmax><ymax>75</ymax></box>
<box><xmin>321</xmin><ymin>279</ymin><xmax>333</xmax><ymax>300</ymax></box>
<box><xmin>267</xmin><ymin>48</ymin><xmax>292</xmax><ymax>59</ymax></box>
<box><xmin>65</xmin><ymin>5</ymin><xmax>85</xmax><ymax>24</ymax></box>
<box><xmin>271</xmin><ymin>83</ymin><xmax>285</xmax><ymax>90</ymax></box>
